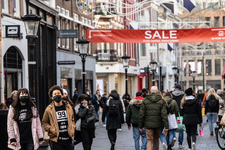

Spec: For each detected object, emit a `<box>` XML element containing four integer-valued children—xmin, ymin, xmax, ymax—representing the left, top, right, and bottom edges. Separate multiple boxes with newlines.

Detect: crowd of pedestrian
<box><xmin>3</xmin><ymin>84</ymin><xmax>225</xmax><ymax>150</ymax></box>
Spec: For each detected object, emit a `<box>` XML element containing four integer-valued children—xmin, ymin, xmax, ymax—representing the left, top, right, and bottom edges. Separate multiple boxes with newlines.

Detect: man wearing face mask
<box><xmin>42</xmin><ymin>85</ymin><xmax>75</xmax><ymax>150</ymax></box>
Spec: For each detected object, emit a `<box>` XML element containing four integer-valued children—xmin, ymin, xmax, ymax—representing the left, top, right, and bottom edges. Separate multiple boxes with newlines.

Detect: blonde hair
<box><xmin>207</xmin><ymin>88</ymin><xmax>218</xmax><ymax>99</ymax></box>
<box><xmin>180</xmin><ymin>94</ymin><xmax>187</xmax><ymax>109</ymax></box>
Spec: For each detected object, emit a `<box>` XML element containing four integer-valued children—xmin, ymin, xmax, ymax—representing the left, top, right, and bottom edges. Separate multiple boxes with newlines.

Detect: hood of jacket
<box><xmin>164</xmin><ymin>96</ymin><xmax>173</xmax><ymax>103</ymax></box>
<box><xmin>184</xmin><ymin>97</ymin><xmax>196</xmax><ymax>106</ymax></box>
<box><xmin>145</xmin><ymin>93</ymin><xmax>162</xmax><ymax>103</ymax></box>
<box><xmin>206</xmin><ymin>94</ymin><xmax>220</xmax><ymax>101</ymax></box>
<box><xmin>109</xmin><ymin>93</ymin><xmax>120</xmax><ymax>99</ymax></box>
<box><xmin>172</xmin><ymin>90</ymin><xmax>184</xmax><ymax>97</ymax></box>
<box><xmin>129</xmin><ymin>99</ymin><xmax>143</xmax><ymax>108</ymax></box>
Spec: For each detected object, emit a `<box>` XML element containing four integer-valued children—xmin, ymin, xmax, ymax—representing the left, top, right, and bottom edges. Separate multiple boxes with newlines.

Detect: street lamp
<box><xmin>150</xmin><ymin>61</ymin><xmax>157</xmax><ymax>86</ymax></box>
<box><xmin>76</xmin><ymin>37</ymin><xmax>90</xmax><ymax>94</ymax></box>
<box><xmin>192</xmin><ymin>71</ymin><xmax>196</xmax><ymax>92</ymax></box>
<box><xmin>21</xmin><ymin>14</ymin><xmax>41</xmax><ymax>97</ymax></box>
<box><xmin>121</xmin><ymin>54</ymin><xmax>131</xmax><ymax>97</ymax></box>
<box><xmin>172</xmin><ymin>66</ymin><xmax>179</xmax><ymax>86</ymax></box>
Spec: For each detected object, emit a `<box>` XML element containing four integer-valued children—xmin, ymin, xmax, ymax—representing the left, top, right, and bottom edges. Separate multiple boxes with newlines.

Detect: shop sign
<box><xmin>58</xmin><ymin>30</ymin><xmax>77</xmax><ymax>38</ymax></box>
<box><xmin>5</xmin><ymin>25</ymin><xmax>20</xmax><ymax>38</ymax></box>
<box><xmin>58</xmin><ymin>61</ymin><xmax>75</xmax><ymax>65</ymax></box>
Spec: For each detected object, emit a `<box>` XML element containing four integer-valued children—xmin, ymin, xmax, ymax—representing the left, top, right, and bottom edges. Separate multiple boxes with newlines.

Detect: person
<box><xmin>92</xmin><ymin>90</ymin><xmax>100</xmax><ymax>118</ymax></box>
<box><xmin>126</xmin><ymin>91</ymin><xmax>147</xmax><ymax>150</ymax></box>
<box><xmin>0</xmin><ymin>103</ymin><xmax>8</xmax><ymax>109</ymax></box>
<box><xmin>86</xmin><ymin>89</ymin><xmax>93</xmax><ymax>101</ymax></box>
<box><xmin>164</xmin><ymin>92</ymin><xmax>179</xmax><ymax>150</ymax></box>
<box><xmin>99</xmin><ymin>93</ymin><xmax>108</xmax><ymax>126</ymax></box>
<box><xmin>7</xmin><ymin>88</ymin><xmax>43</xmax><ymax>150</ymax></box>
<box><xmin>181</xmin><ymin>88</ymin><xmax>202</xmax><ymax>150</ymax></box>
<box><xmin>217</xmin><ymin>90</ymin><xmax>225</xmax><ymax>120</ymax></box>
<box><xmin>78</xmin><ymin>96</ymin><xmax>96</xmax><ymax>150</ymax></box>
<box><xmin>197</xmin><ymin>90</ymin><xmax>204</xmax><ymax>104</ymax></box>
<box><xmin>74</xmin><ymin>94</ymin><xmax>87</xmax><ymax>146</ymax></box>
<box><xmin>202</xmin><ymin>89</ymin><xmax>209</xmax><ymax>106</ymax></box>
<box><xmin>122</xmin><ymin>93</ymin><xmax>131</xmax><ymax>109</ymax></box>
<box><xmin>139</xmin><ymin>86</ymin><xmax>169</xmax><ymax>150</ymax></box>
<box><xmin>171</xmin><ymin>84</ymin><xmax>185</xmax><ymax>149</ymax></box>
<box><xmin>42</xmin><ymin>85</ymin><xmax>75</xmax><ymax>150</ymax></box>
<box><xmin>102</xmin><ymin>90</ymin><xmax>124</xmax><ymax>150</ymax></box>
<box><xmin>142</xmin><ymin>88</ymin><xmax>149</xmax><ymax>98</ymax></box>
<box><xmin>6</xmin><ymin>90</ymin><xmax>18</xmax><ymax>108</ymax></box>
<box><xmin>62</xmin><ymin>89</ymin><xmax>74</xmax><ymax>107</ymax></box>
<box><xmin>72</xmin><ymin>90</ymin><xmax>79</xmax><ymax>104</ymax></box>
<box><xmin>205</xmin><ymin>88</ymin><xmax>219</xmax><ymax>136</ymax></box>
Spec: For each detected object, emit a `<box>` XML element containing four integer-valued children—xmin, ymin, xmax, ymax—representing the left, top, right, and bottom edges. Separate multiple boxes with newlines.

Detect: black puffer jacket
<box><xmin>102</xmin><ymin>93</ymin><xmax>124</xmax><ymax>130</ymax></box>
<box><xmin>78</xmin><ymin>104</ymin><xmax>96</xmax><ymax>129</ymax></box>
<box><xmin>172</xmin><ymin>90</ymin><xmax>185</xmax><ymax>116</ymax></box>
<box><xmin>182</xmin><ymin>96</ymin><xmax>202</xmax><ymax>125</ymax></box>
<box><xmin>205</xmin><ymin>94</ymin><xmax>219</xmax><ymax>114</ymax></box>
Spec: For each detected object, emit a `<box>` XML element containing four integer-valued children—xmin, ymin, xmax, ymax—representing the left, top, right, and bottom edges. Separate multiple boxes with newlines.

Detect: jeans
<box><xmin>81</xmin><ymin>128</ymin><xmax>95</xmax><ymax>150</ymax></box>
<box><xmin>166</xmin><ymin>130</ymin><xmax>175</xmax><ymax>146</ymax></box>
<box><xmin>159</xmin><ymin>127</ymin><xmax>166</xmax><ymax>144</ymax></box>
<box><xmin>104</xmin><ymin>115</ymin><xmax>107</xmax><ymax>125</ymax></box>
<box><xmin>207</xmin><ymin>112</ymin><xmax>217</xmax><ymax>132</ymax></box>
<box><xmin>133</xmin><ymin>127</ymin><xmax>147</xmax><ymax>150</ymax></box>
<box><xmin>146</xmin><ymin>128</ymin><xmax>160</xmax><ymax>150</ymax></box>
<box><xmin>20</xmin><ymin>142</ymin><xmax>34</xmax><ymax>150</ymax></box>
<box><xmin>185</xmin><ymin>124</ymin><xmax>197</xmax><ymax>149</ymax></box>
<box><xmin>178</xmin><ymin>131</ymin><xmax>183</xmax><ymax>145</ymax></box>
<box><xmin>50</xmin><ymin>141</ymin><xmax>74</xmax><ymax>150</ymax></box>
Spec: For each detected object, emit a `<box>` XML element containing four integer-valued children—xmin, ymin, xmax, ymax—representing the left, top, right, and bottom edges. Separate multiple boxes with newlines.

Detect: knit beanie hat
<box><xmin>185</xmin><ymin>88</ymin><xmax>193</xmax><ymax>96</ymax></box>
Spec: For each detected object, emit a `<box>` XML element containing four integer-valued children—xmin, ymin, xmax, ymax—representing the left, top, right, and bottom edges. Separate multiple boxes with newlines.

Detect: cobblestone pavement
<box><xmin>74</xmin><ymin>116</ymin><xmax>223</xmax><ymax>150</ymax></box>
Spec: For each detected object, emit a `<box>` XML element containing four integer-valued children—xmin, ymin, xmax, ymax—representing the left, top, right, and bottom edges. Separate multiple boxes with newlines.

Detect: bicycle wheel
<box><xmin>216</xmin><ymin>125</ymin><xmax>225</xmax><ymax>150</ymax></box>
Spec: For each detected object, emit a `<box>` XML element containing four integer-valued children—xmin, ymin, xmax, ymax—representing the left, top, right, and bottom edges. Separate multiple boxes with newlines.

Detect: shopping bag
<box><xmin>168</xmin><ymin>114</ymin><xmax>178</xmax><ymax>130</ymax></box>
<box><xmin>176</xmin><ymin>112</ymin><xmax>185</xmax><ymax>132</ymax></box>
<box><xmin>199</xmin><ymin>126</ymin><xmax>204</xmax><ymax>136</ymax></box>
<box><xmin>202</xmin><ymin>107</ymin><xmax>205</xmax><ymax>116</ymax></box>
<box><xmin>220</xmin><ymin>112</ymin><xmax>225</xmax><ymax>126</ymax></box>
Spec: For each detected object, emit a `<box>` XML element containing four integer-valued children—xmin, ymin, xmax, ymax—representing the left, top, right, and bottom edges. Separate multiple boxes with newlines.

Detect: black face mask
<box><xmin>20</xmin><ymin>96</ymin><xmax>28</xmax><ymax>103</ymax></box>
<box><xmin>62</xmin><ymin>96</ymin><xmax>68</xmax><ymax>100</ymax></box>
<box><xmin>53</xmin><ymin>95</ymin><xmax>62</xmax><ymax>103</ymax></box>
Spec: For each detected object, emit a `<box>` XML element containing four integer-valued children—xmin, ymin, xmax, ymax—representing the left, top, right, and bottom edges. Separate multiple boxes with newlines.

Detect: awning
<box><xmin>222</xmin><ymin>65</ymin><xmax>225</xmax><ymax>79</ymax></box>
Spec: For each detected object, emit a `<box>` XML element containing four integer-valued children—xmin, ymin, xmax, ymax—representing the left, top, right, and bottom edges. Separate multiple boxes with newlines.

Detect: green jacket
<box><xmin>164</xmin><ymin>96</ymin><xmax>179</xmax><ymax>116</ymax></box>
<box><xmin>139</xmin><ymin>93</ymin><xmax>169</xmax><ymax>129</ymax></box>
<box><xmin>126</xmin><ymin>99</ymin><xmax>143</xmax><ymax>127</ymax></box>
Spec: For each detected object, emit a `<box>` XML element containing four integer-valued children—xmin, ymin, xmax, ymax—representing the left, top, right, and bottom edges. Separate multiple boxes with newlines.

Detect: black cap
<box><xmin>185</xmin><ymin>88</ymin><xmax>193</xmax><ymax>96</ymax></box>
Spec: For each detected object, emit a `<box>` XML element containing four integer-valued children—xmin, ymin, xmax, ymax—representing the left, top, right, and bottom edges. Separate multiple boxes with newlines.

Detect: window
<box><xmin>13</xmin><ymin>0</ymin><xmax>20</xmax><ymax>17</ymax></box>
<box><xmin>85</xmin><ymin>18</ymin><xmax>87</xmax><ymax>24</ymax></box>
<box><xmin>57</xmin><ymin>6</ymin><xmax>60</xmax><ymax>12</ymax></box>
<box><xmin>62</xmin><ymin>20</ymin><xmax>65</xmax><ymax>48</ymax></box>
<box><xmin>66</xmin><ymin>22</ymin><xmax>69</xmax><ymax>49</ymax></box>
<box><xmin>215</xmin><ymin>59</ymin><xmax>221</xmax><ymax>75</ymax></box>
<box><xmin>223</xmin><ymin>17</ymin><xmax>225</xmax><ymax>26</ymax></box>
<box><xmin>58</xmin><ymin>19</ymin><xmax>60</xmax><ymax>47</ymax></box>
<box><xmin>81</xmin><ymin>17</ymin><xmax>84</xmax><ymax>24</ymax></box>
<box><xmin>188</xmin><ymin>60</ymin><xmax>195</xmax><ymax>76</ymax></box>
<box><xmin>214</xmin><ymin>17</ymin><xmax>220</xmax><ymax>27</ymax></box>
<box><xmin>205</xmin><ymin>17</ymin><xmax>211</xmax><ymax>27</ymax></box>
<box><xmin>121</xmin><ymin>43</ymin><xmax>124</xmax><ymax>56</ymax></box>
<box><xmin>140</xmin><ymin>43</ymin><xmax>146</xmax><ymax>56</ymax></box>
<box><xmin>184</xmin><ymin>60</ymin><xmax>186</xmax><ymax>76</ymax></box>
<box><xmin>88</xmin><ymin>20</ymin><xmax>91</xmax><ymax>25</ymax></box>
<box><xmin>2</xmin><ymin>0</ymin><xmax>4</xmax><ymax>9</ymax></box>
<box><xmin>197</xmin><ymin>60</ymin><xmax>202</xmax><ymax>76</ymax></box>
<box><xmin>203</xmin><ymin>2</ymin><xmax>206</xmax><ymax>9</ymax></box>
<box><xmin>61</xmin><ymin>8</ymin><xmax>65</xmax><ymax>15</ymax></box>
<box><xmin>208</xmin><ymin>2</ymin><xmax>218</xmax><ymax>9</ymax></box>
<box><xmin>74</xmin><ymin>25</ymin><xmax>78</xmax><ymax>50</ymax></box>
<box><xmin>206</xmin><ymin>59</ymin><xmax>212</xmax><ymax>76</ymax></box>
<box><xmin>65</xmin><ymin>10</ymin><xmax>69</xmax><ymax>17</ymax></box>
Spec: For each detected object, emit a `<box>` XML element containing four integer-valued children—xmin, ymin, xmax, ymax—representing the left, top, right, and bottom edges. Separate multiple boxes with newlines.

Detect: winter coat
<box><xmin>205</xmin><ymin>94</ymin><xmax>219</xmax><ymax>114</ymax></box>
<box><xmin>102</xmin><ymin>93</ymin><xmax>124</xmax><ymax>130</ymax></box>
<box><xmin>42</xmin><ymin>100</ymin><xmax>75</xmax><ymax>143</ymax></box>
<box><xmin>7</xmin><ymin>106</ymin><xmax>43</xmax><ymax>150</ymax></box>
<box><xmin>126</xmin><ymin>96</ymin><xmax>144</xmax><ymax>127</ymax></box>
<box><xmin>182</xmin><ymin>96</ymin><xmax>202</xmax><ymax>125</ymax></box>
<box><xmin>172</xmin><ymin>90</ymin><xmax>185</xmax><ymax>116</ymax></box>
<box><xmin>99</xmin><ymin>96</ymin><xmax>108</xmax><ymax>108</ymax></box>
<box><xmin>164</xmin><ymin>96</ymin><xmax>179</xmax><ymax>116</ymax></box>
<box><xmin>92</xmin><ymin>95</ymin><xmax>100</xmax><ymax>112</ymax></box>
<box><xmin>78</xmin><ymin>105</ymin><xmax>96</xmax><ymax>129</ymax></box>
<box><xmin>139</xmin><ymin>93</ymin><xmax>169</xmax><ymax>129</ymax></box>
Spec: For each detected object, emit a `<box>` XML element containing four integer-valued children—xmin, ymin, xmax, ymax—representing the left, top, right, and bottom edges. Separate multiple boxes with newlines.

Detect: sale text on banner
<box><xmin>87</xmin><ymin>28</ymin><xmax>225</xmax><ymax>43</ymax></box>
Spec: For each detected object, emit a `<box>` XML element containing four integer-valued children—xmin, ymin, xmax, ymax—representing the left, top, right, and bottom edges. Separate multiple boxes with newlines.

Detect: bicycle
<box><xmin>215</xmin><ymin>115</ymin><xmax>225</xmax><ymax>150</ymax></box>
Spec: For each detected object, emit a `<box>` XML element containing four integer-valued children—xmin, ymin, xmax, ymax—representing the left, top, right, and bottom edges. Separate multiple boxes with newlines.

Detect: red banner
<box><xmin>87</xmin><ymin>28</ymin><xmax>225</xmax><ymax>43</ymax></box>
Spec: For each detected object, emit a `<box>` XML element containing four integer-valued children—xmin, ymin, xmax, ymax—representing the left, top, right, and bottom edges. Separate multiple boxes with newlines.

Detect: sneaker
<box><xmin>103</xmin><ymin>124</ymin><xmax>106</xmax><ymax>127</ymax></box>
<box><xmin>118</xmin><ymin>129</ymin><xmax>122</xmax><ymax>131</ymax></box>
<box><xmin>162</xmin><ymin>142</ymin><xmax>167</xmax><ymax>150</ymax></box>
<box><xmin>179</xmin><ymin>144</ymin><xmax>184</xmax><ymax>149</ymax></box>
<box><xmin>192</xmin><ymin>142</ymin><xmax>196</xmax><ymax>150</ymax></box>
<box><xmin>172</xmin><ymin>137</ymin><xmax>176</xmax><ymax>147</ymax></box>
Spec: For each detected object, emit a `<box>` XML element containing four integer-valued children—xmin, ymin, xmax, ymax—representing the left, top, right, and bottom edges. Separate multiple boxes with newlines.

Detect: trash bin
<box><xmin>0</xmin><ymin>109</ymin><xmax>10</xmax><ymax>150</ymax></box>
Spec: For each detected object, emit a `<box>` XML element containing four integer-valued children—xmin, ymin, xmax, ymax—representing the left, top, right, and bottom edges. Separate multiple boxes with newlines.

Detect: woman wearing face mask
<box><xmin>42</xmin><ymin>85</ymin><xmax>75</xmax><ymax>150</ymax></box>
<box><xmin>7</xmin><ymin>88</ymin><xmax>43</xmax><ymax>150</ymax></box>
<box><xmin>62</xmin><ymin>89</ymin><xmax>74</xmax><ymax>107</ymax></box>
<box><xmin>78</xmin><ymin>96</ymin><xmax>96</xmax><ymax>150</ymax></box>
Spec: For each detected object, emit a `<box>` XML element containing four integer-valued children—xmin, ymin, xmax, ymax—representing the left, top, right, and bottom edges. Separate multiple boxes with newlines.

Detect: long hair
<box><xmin>75</xmin><ymin>94</ymin><xmax>87</xmax><ymax>106</ymax></box>
<box><xmin>207</xmin><ymin>88</ymin><xmax>218</xmax><ymax>99</ymax></box>
<box><xmin>12</xmin><ymin>88</ymin><xmax>35</xmax><ymax>122</ymax></box>
<box><xmin>163</xmin><ymin>92</ymin><xmax>172</xmax><ymax>98</ymax></box>
<box><xmin>180</xmin><ymin>94</ymin><xmax>187</xmax><ymax>109</ymax></box>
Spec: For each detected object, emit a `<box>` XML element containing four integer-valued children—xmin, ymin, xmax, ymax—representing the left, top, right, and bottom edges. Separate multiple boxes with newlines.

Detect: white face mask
<box><xmin>86</xmin><ymin>92</ymin><xmax>89</xmax><ymax>95</ymax></box>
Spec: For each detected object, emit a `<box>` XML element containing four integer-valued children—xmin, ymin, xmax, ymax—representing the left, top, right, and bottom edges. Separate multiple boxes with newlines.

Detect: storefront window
<box><xmin>61</xmin><ymin>78</ymin><xmax>72</xmax><ymax>98</ymax></box>
<box><xmin>206</xmin><ymin>59</ymin><xmax>212</xmax><ymax>76</ymax></box>
<box><xmin>215</xmin><ymin>59</ymin><xmax>221</xmax><ymax>75</ymax></box>
<box><xmin>197</xmin><ymin>60</ymin><xmax>202</xmax><ymax>76</ymax></box>
<box><xmin>188</xmin><ymin>60</ymin><xmax>195</xmax><ymax>76</ymax></box>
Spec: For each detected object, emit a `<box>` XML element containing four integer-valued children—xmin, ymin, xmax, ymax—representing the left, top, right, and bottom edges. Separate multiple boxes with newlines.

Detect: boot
<box><xmin>167</xmin><ymin>145</ymin><xmax>172</xmax><ymax>150</ymax></box>
<box><xmin>210</xmin><ymin>131</ymin><xmax>213</xmax><ymax>136</ymax></box>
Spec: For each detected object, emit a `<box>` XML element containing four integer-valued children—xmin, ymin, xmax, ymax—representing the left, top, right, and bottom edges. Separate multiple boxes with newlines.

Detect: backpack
<box><xmin>208</xmin><ymin>95</ymin><xmax>218</xmax><ymax>111</ymax></box>
<box><xmin>167</xmin><ymin>99</ymin><xmax>173</xmax><ymax>115</ymax></box>
<box><xmin>108</xmin><ymin>99</ymin><xmax>119</xmax><ymax>117</ymax></box>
